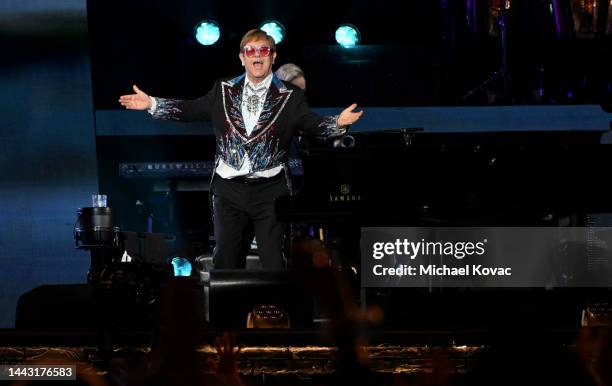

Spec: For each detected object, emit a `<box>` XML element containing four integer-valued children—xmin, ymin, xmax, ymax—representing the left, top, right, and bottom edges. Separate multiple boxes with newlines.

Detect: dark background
<box><xmin>87</xmin><ymin>0</ymin><xmax>611</xmax><ymax>108</ymax></box>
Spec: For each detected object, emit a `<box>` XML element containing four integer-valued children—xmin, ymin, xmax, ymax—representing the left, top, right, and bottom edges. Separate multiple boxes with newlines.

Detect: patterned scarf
<box><xmin>243</xmin><ymin>83</ymin><xmax>267</xmax><ymax>115</ymax></box>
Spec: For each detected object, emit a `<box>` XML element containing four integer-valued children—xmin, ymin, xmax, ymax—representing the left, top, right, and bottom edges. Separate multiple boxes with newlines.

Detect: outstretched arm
<box><xmin>118</xmin><ymin>82</ymin><xmax>217</xmax><ymax>122</ymax></box>
<box><xmin>295</xmin><ymin>91</ymin><xmax>364</xmax><ymax>138</ymax></box>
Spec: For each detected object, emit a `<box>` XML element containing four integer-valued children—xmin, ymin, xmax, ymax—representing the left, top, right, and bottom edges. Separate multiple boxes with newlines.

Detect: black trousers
<box><xmin>211</xmin><ymin>173</ymin><xmax>290</xmax><ymax>269</ymax></box>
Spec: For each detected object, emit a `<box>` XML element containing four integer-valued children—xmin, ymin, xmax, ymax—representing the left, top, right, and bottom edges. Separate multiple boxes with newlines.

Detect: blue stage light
<box><xmin>195</xmin><ymin>20</ymin><xmax>221</xmax><ymax>46</ymax></box>
<box><xmin>259</xmin><ymin>20</ymin><xmax>285</xmax><ymax>44</ymax></box>
<box><xmin>335</xmin><ymin>24</ymin><xmax>360</xmax><ymax>48</ymax></box>
<box><xmin>171</xmin><ymin>257</ymin><xmax>192</xmax><ymax>277</ymax></box>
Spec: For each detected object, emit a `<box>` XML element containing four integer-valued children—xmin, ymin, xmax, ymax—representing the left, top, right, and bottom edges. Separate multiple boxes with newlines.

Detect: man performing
<box><xmin>119</xmin><ymin>29</ymin><xmax>363</xmax><ymax>269</ymax></box>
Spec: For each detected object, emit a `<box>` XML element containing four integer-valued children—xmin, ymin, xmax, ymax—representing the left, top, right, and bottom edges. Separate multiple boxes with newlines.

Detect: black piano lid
<box><xmin>278</xmin><ymin>129</ymin><xmax>612</xmax><ymax>225</ymax></box>
<box><xmin>302</xmin><ymin>128</ymin><xmax>608</xmax><ymax>155</ymax></box>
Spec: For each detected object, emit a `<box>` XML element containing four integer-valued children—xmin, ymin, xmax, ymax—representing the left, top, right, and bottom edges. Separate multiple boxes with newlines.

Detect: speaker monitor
<box><xmin>16</xmin><ymin>284</ymin><xmax>152</xmax><ymax>330</ymax></box>
<box><xmin>16</xmin><ymin>284</ymin><xmax>96</xmax><ymax>330</ymax></box>
<box><xmin>208</xmin><ymin>269</ymin><xmax>313</xmax><ymax>329</ymax></box>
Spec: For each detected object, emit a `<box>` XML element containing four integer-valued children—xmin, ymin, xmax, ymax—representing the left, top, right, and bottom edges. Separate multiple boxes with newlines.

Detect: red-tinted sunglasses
<box><xmin>243</xmin><ymin>45</ymin><xmax>272</xmax><ymax>58</ymax></box>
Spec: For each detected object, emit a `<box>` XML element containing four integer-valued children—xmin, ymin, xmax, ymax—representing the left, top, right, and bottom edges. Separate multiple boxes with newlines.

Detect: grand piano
<box><xmin>276</xmin><ymin>129</ymin><xmax>612</xmax><ymax>227</ymax></box>
<box><xmin>276</xmin><ymin>129</ymin><xmax>612</xmax><ymax>329</ymax></box>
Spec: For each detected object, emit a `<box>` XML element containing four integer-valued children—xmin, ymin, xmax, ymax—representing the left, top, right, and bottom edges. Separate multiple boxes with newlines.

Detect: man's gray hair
<box><xmin>275</xmin><ymin>63</ymin><xmax>304</xmax><ymax>82</ymax></box>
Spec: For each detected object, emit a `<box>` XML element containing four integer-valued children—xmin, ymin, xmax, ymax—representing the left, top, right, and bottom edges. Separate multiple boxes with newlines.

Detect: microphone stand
<box><xmin>462</xmin><ymin>0</ymin><xmax>512</xmax><ymax>103</ymax></box>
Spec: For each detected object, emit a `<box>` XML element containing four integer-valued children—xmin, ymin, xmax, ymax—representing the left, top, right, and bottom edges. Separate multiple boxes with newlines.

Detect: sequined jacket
<box><xmin>151</xmin><ymin>73</ymin><xmax>347</xmax><ymax>174</ymax></box>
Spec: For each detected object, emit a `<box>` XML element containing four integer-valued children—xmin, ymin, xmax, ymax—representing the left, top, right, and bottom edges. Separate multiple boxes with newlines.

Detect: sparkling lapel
<box><xmin>221</xmin><ymin>76</ymin><xmax>248</xmax><ymax>140</ymax></box>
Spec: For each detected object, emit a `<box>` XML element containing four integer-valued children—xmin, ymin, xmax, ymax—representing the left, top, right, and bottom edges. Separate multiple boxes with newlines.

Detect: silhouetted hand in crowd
<box><xmin>210</xmin><ymin>332</ymin><xmax>244</xmax><ymax>386</ymax></box>
<box><xmin>577</xmin><ymin>326</ymin><xmax>612</xmax><ymax>386</ymax></box>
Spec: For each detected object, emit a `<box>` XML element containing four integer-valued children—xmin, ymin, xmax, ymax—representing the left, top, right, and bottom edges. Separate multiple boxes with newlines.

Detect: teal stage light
<box><xmin>171</xmin><ymin>257</ymin><xmax>192</xmax><ymax>277</ymax></box>
<box><xmin>259</xmin><ymin>20</ymin><xmax>285</xmax><ymax>44</ymax></box>
<box><xmin>335</xmin><ymin>24</ymin><xmax>360</xmax><ymax>48</ymax></box>
<box><xmin>195</xmin><ymin>20</ymin><xmax>221</xmax><ymax>46</ymax></box>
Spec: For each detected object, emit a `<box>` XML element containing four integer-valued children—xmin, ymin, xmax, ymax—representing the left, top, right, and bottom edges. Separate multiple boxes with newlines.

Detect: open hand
<box><xmin>118</xmin><ymin>85</ymin><xmax>152</xmax><ymax>110</ymax></box>
<box><xmin>337</xmin><ymin>103</ymin><xmax>364</xmax><ymax>126</ymax></box>
<box><xmin>215</xmin><ymin>332</ymin><xmax>242</xmax><ymax>375</ymax></box>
